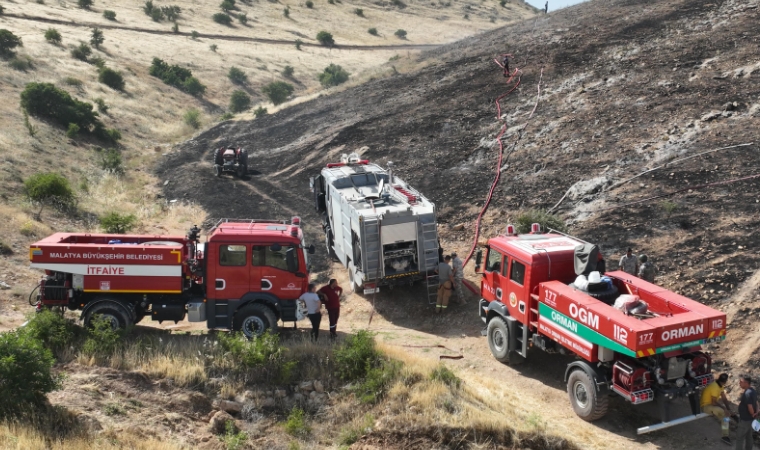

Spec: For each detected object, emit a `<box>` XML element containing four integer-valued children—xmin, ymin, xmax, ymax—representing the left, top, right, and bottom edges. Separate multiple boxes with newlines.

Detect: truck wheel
<box><xmin>237</xmin><ymin>164</ymin><xmax>247</xmax><ymax>178</ymax></box>
<box><xmin>234</xmin><ymin>304</ymin><xmax>278</xmax><ymax>338</ymax></box>
<box><xmin>567</xmin><ymin>369</ymin><xmax>608</xmax><ymax>421</ymax></box>
<box><xmin>84</xmin><ymin>302</ymin><xmax>130</xmax><ymax>330</ymax></box>
<box><xmin>213</xmin><ymin>147</ymin><xmax>224</xmax><ymax>166</ymax></box>
<box><xmin>487</xmin><ymin>317</ymin><xmax>522</xmax><ymax>364</ymax></box>
<box><xmin>214</xmin><ymin>165</ymin><xmax>222</xmax><ymax>177</ymax></box>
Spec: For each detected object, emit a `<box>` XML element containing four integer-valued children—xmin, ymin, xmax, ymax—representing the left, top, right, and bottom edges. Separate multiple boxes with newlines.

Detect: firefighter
<box><xmin>299</xmin><ymin>283</ymin><xmax>323</xmax><ymax>341</ymax></box>
<box><xmin>700</xmin><ymin>373</ymin><xmax>732</xmax><ymax>446</ymax></box>
<box><xmin>735</xmin><ymin>374</ymin><xmax>758</xmax><ymax>450</ymax></box>
<box><xmin>618</xmin><ymin>248</ymin><xmax>639</xmax><ymax>276</ymax></box>
<box><xmin>638</xmin><ymin>254</ymin><xmax>657</xmax><ymax>283</ymax></box>
<box><xmin>502</xmin><ymin>55</ymin><xmax>510</xmax><ymax>77</ymax></box>
<box><xmin>451</xmin><ymin>252</ymin><xmax>466</xmax><ymax>305</ymax></box>
<box><xmin>544</xmin><ymin>1</ymin><xmax>548</xmax><ymax>13</ymax></box>
<box><xmin>435</xmin><ymin>255</ymin><xmax>454</xmax><ymax>312</ymax></box>
<box><xmin>318</xmin><ymin>279</ymin><xmax>343</xmax><ymax>341</ymax></box>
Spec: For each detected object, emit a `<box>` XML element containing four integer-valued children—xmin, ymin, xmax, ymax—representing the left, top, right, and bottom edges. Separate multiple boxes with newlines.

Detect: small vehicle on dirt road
<box><xmin>213</xmin><ymin>146</ymin><xmax>248</xmax><ymax>178</ymax></box>
<box><xmin>474</xmin><ymin>224</ymin><xmax>727</xmax><ymax>434</ymax></box>
<box><xmin>29</xmin><ymin>217</ymin><xmax>315</xmax><ymax>337</ymax></box>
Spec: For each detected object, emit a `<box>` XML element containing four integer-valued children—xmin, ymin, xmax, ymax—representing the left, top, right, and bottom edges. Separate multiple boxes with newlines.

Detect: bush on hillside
<box><xmin>318</xmin><ymin>63</ymin><xmax>349</xmax><ymax>87</ymax></box>
<box><xmin>99</xmin><ymin>148</ymin><xmax>123</xmax><ymax>173</ymax></box>
<box><xmin>100</xmin><ymin>211</ymin><xmax>137</xmax><ymax>233</ymax></box>
<box><xmin>305</xmin><ymin>1</ymin><xmax>313</xmax><ymax>7</ymax></box>
<box><xmin>228</xmin><ymin>66</ymin><xmax>247</xmax><ymax>84</ymax></box>
<box><xmin>334</xmin><ymin>330</ymin><xmax>381</xmax><ymax>381</ymax></box>
<box><xmin>294</xmin><ymin>39</ymin><xmax>302</xmax><ymax>50</ymax></box>
<box><xmin>238</xmin><ymin>13</ymin><xmax>248</xmax><ymax>24</ymax></box>
<box><xmin>22</xmin><ymin>309</ymin><xmax>82</xmax><ymax>360</ymax></box>
<box><xmin>66</xmin><ymin>123</ymin><xmax>80</xmax><ymax>138</ymax></box>
<box><xmin>316</xmin><ymin>30</ymin><xmax>334</xmax><ymax>46</ymax></box>
<box><xmin>368</xmin><ymin>27</ymin><xmax>378</xmax><ymax>36</ymax></box>
<box><xmin>103</xmin><ymin>10</ymin><xmax>117</xmax><ymax>20</ymax></box>
<box><xmin>162</xmin><ymin>5</ymin><xmax>181</xmax><ymax>21</ymax></box>
<box><xmin>0</xmin><ymin>29</ymin><xmax>22</xmax><ymax>57</ymax></box>
<box><xmin>253</xmin><ymin>106</ymin><xmax>267</xmax><ymax>118</ymax></box>
<box><xmin>213</xmin><ymin>12</ymin><xmax>232</xmax><ymax>25</ymax></box>
<box><xmin>229</xmin><ymin>90</ymin><xmax>251</xmax><ymax>113</ymax></box>
<box><xmin>394</xmin><ymin>29</ymin><xmax>407</xmax><ymax>38</ymax></box>
<box><xmin>0</xmin><ymin>330</ymin><xmax>62</xmax><ymax>418</ymax></box>
<box><xmin>44</xmin><ymin>28</ymin><xmax>62</xmax><ymax>44</ymax></box>
<box><xmin>354</xmin><ymin>8</ymin><xmax>364</xmax><ymax>16</ymax></box>
<box><xmin>149</xmin><ymin>57</ymin><xmax>206</xmax><ymax>96</ymax></box>
<box><xmin>23</xmin><ymin>172</ymin><xmax>75</xmax><ymax>217</ymax></box>
<box><xmin>282</xmin><ymin>65</ymin><xmax>294</xmax><ymax>77</ymax></box>
<box><xmin>70</xmin><ymin>42</ymin><xmax>91</xmax><ymax>61</ymax></box>
<box><xmin>9</xmin><ymin>56</ymin><xmax>33</xmax><ymax>71</ymax></box>
<box><xmin>77</xmin><ymin>0</ymin><xmax>93</xmax><ymax>9</ymax></box>
<box><xmin>90</xmin><ymin>28</ymin><xmax>104</xmax><ymax>48</ymax></box>
<box><xmin>182</xmin><ymin>76</ymin><xmax>206</xmax><ymax>97</ymax></box>
<box><xmin>514</xmin><ymin>209</ymin><xmax>567</xmax><ymax>234</ymax></box>
<box><xmin>94</xmin><ymin>97</ymin><xmax>108</xmax><ymax>113</ymax></box>
<box><xmin>220</xmin><ymin>0</ymin><xmax>235</xmax><ymax>11</ymax></box>
<box><xmin>218</xmin><ymin>331</ymin><xmax>282</xmax><ymax>368</ymax></box>
<box><xmin>261</xmin><ymin>81</ymin><xmax>293</xmax><ymax>105</ymax></box>
<box><xmin>184</xmin><ymin>108</ymin><xmax>201</xmax><ymax>129</ymax></box>
<box><xmin>98</xmin><ymin>67</ymin><xmax>125</xmax><ymax>90</ymax></box>
<box><xmin>21</xmin><ymin>82</ymin><xmax>99</xmax><ymax>131</ymax></box>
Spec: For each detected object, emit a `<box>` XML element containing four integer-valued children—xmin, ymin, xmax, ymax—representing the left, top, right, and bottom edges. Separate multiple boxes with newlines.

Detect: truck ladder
<box><xmin>426</xmin><ymin>273</ymin><xmax>439</xmax><ymax>305</ymax></box>
<box><xmin>420</xmin><ymin>222</ymin><xmax>439</xmax><ymax>274</ymax></box>
<box><xmin>361</xmin><ymin>216</ymin><xmax>382</xmax><ymax>282</ymax></box>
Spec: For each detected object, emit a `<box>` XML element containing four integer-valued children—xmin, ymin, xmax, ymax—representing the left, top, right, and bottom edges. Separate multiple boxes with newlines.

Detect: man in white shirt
<box><xmin>299</xmin><ymin>283</ymin><xmax>323</xmax><ymax>341</ymax></box>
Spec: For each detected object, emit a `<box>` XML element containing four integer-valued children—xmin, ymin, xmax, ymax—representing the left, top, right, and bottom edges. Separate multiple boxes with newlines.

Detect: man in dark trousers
<box><xmin>318</xmin><ymin>279</ymin><xmax>343</xmax><ymax>340</ymax></box>
<box><xmin>735</xmin><ymin>374</ymin><xmax>758</xmax><ymax>450</ymax></box>
<box><xmin>502</xmin><ymin>55</ymin><xmax>510</xmax><ymax>77</ymax></box>
<box><xmin>544</xmin><ymin>1</ymin><xmax>548</xmax><ymax>13</ymax></box>
<box><xmin>299</xmin><ymin>283</ymin><xmax>322</xmax><ymax>341</ymax></box>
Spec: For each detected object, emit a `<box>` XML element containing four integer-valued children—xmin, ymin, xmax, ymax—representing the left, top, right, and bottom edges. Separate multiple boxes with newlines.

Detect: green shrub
<box><xmin>100</xmin><ymin>211</ymin><xmax>136</xmax><ymax>233</ymax></box>
<box><xmin>183</xmin><ymin>108</ymin><xmax>201</xmax><ymax>129</ymax></box>
<box><xmin>191</xmin><ymin>30</ymin><xmax>200</xmax><ymax>39</ymax></box>
<box><xmin>44</xmin><ymin>28</ymin><xmax>62</xmax><ymax>44</ymax></box>
<box><xmin>430</xmin><ymin>364</ymin><xmax>461</xmax><ymax>388</ymax></box>
<box><xmin>0</xmin><ymin>330</ymin><xmax>61</xmax><ymax>418</ymax></box>
<box><xmin>222</xmin><ymin>421</ymin><xmax>247</xmax><ymax>449</ymax></box>
<box><xmin>318</xmin><ymin>63</ymin><xmax>349</xmax><ymax>87</ymax></box>
<box><xmin>354</xmin><ymin>8</ymin><xmax>364</xmax><ymax>16</ymax></box>
<box><xmin>93</xmin><ymin>125</ymin><xmax>121</xmax><ymax>144</ymax></box>
<box><xmin>284</xmin><ymin>407</ymin><xmax>310</xmax><ymax>437</ymax></box>
<box><xmin>63</xmin><ymin>77</ymin><xmax>83</xmax><ymax>87</ymax></box>
<box><xmin>66</xmin><ymin>123</ymin><xmax>80</xmax><ymax>138</ymax></box>
<box><xmin>0</xmin><ymin>241</ymin><xmax>12</xmax><ymax>255</ymax></box>
<box><xmin>209</xmin><ymin>43</ymin><xmax>218</xmax><ymax>52</ymax></box>
<box><xmin>9</xmin><ymin>56</ymin><xmax>33</xmax><ymax>71</ymax></box>
<box><xmin>94</xmin><ymin>97</ymin><xmax>108</xmax><ymax>113</ymax></box>
<box><xmin>99</xmin><ymin>148</ymin><xmax>123</xmax><ymax>173</ymax></box>
<box><xmin>213</xmin><ymin>12</ymin><xmax>232</xmax><ymax>25</ymax></box>
<box><xmin>217</xmin><ymin>331</ymin><xmax>282</xmax><ymax>367</ymax></box>
<box><xmin>229</xmin><ymin>90</ymin><xmax>251</xmax><ymax>113</ymax></box>
<box><xmin>514</xmin><ymin>209</ymin><xmax>566</xmax><ymax>234</ymax></box>
<box><xmin>103</xmin><ymin>10</ymin><xmax>117</xmax><ymax>20</ymax></box>
<box><xmin>238</xmin><ymin>13</ymin><xmax>248</xmax><ymax>24</ymax></box>
<box><xmin>143</xmin><ymin>0</ymin><xmax>156</xmax><ymax>15</ymax></box>
<box><xmin>391</xmin><ymin>0</ymin><xmax>406</xmax><ymax>6</ymax></box>
<box><xmin>23</xmin><ymin>112</ymin><xmax>37</xmax><ymax>137</ymax></box>
<box><xmin>149</xmin><ymin>58</ymin><xmax>205</xmax><ymax>96</ymax></box>
<box><xmin>220</xmin><ymin>0</ymin><xmax>235</xmax><ymax>11</ymax></box>
<box><xmin>71</xmin><ymin>42</ymin><xmax>91</xmax><ymax>61</ymax></box>
<box><xmin>82</xmin><ymin>315</ymin><xmax>123</xmax><ymax>357</ymax></box>
<box><xmin>89</xmin><ymin>56</ymin><xmax>106</xmax><ymax>69</ymax></box>
<box><xmin>151</xmin><ymin>7</ymin><xmax>164</xmax><ymax>21</ymax></box>
<box><xmin>20</xmin><ymin>82</ymin><xmax>100</xmax><ymax>132</ymax></box>
<box><xmin>162</xmin><ymin>5</ymin><xmax>181</xmax><ymax>21</ymax></box>
<box><xmin>0</xmin><ymin>5</ymin><xmax>4</xmax><ymax>14</ymax></box>
<box><xmin>182</xmin><ymin>76</ymin><xmax>206</xmax><ymax>96</ymax></box>
<box><xmin>499</xmin><ymin>0</ymin><xmax>506</xmax><ymax>6</ymax></box>
<box><xmin>90</xmin><ymin>28</ymin><xmax>104</xmax><ymax>48</ymax></box>
<box><xmin>294</xmin><ymin>39</ymin><xmax>302</xmax><ymax>50</ymax></box>
<box><xmin>305</xmin><ymin>1</ymin><xmax>313</xmax><ymax>7</ymax></box>
<box><xmin>282</xmin><ymin>65</ymin><xmax>294</xmax><ymax>77</ymax></box>
<box><xmin>253</xmin><ymin>106</ymin><xmax>267</xmax><ymax>117</ymax></box>
<box><xmin>261</xmin><ymin>81</ymin><xmax>293</xmax><ymax>105</ymax></box>
<box><xmin>22</xmin><ymin>309</ymin><xmax>82</xmax><ymax>359</ymax></box>
<box><xmin>338</xmin><ymin>414</ymin><xmax>374</xmax><ymax>447</ymax></box>
<box><xmin>104</xmin><ymin>403</ymin><xmax>126</xmax><ymax>416</ymax></box>
<box><xmin>394</xmin><ymin>29</ymin><xmax>407</xmax><ymax>38</ymax></box>
<box><xmin>219</xmin><ymin>112</ymin><xmax>234</xmax><ymax>121</ymax></box>
<box><xmin>24</xmin><ymin>172</ymin><xmax>75</xmax><ymax>217</ymax></box>
<box><xmin>368</xmin><ymin>27</ymin><xmax>378</xmax><ymax>36</ymax></box>
<box><xmin>353</xmin><ymin>359</ymin><xmax>400</xmax><ymax>403</ymax></box>
<box><xmin>78</xmin><ymin>0</ymin><xmax>93</xmax><ymax>9</ymax></box>
<box><xmin>316</xmin><ymin>30</ymin><xmax>334</xmax><ymax>46</ymax></box>
<box><xmin>283</xmin><ymin>6</ymin><xmax>290</xmax><ymax>17</ymax></box>
<box><xmin>228</xmin><ymin>66</ymin><xmax>247</xmax><ymax>84</ymax></box>
<box><xmin>0</xmin><ymin>29</ymin><xmax>22</xmax><ymax>56</ymax></box>
<box><xmin>172</xmin><ymin>23</ymin><xmax>179</xmax><ymax>33</ymax></box>
<box><xmin>98</xmin><ymin>67</ymin><xmax>125</xmax><ymax>90</ymax></box>
<box><xmin>334</xmin><ymin>330</ymin><xmax>380</xmax><ymax>381</ymax></box>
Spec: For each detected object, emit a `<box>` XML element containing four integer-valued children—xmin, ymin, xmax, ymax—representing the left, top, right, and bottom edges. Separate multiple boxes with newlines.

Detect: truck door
<box><xmin>259</xmin><ymin>243</ymin><xmax>306</xmax><ymax>299</ymax></box>
<box><xmin>250</xmin><ymin>245</ymin><xmax>263</xmax><ymax>292</ymax></box>
<box><xmin>482</xmin><ymin>247</ymin><xmax>506</xmax><ymax>303</ymax></box>
<box><xmin>506</xmin><ymin>258</ymin><xmax>528</xmax><ymax>320</ymax></box>
<box><xmin>311</xmin><ymin>175</ymin><xmax>327</xmax><ymax>213</ymax></box>
<box><xmin>214</xmin><ymin>244</ymin><xmax>249</xmax><ymax>299</ymax></box>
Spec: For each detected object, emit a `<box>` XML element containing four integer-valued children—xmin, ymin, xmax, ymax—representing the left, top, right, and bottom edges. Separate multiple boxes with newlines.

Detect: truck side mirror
<box><xmin>308</xmin><ymin>244</ymin><xmax>315</xmax><ymax>254</ymax></box>
<box><xmin>475</xmin><ymin>248</ymin><xmax>483</xmax><ymax>271</ymax></box>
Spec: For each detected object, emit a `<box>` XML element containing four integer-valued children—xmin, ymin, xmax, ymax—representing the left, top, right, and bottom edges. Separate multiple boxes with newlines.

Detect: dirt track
<box><xmin>162</xmin><ymin>0</ymin><xmax>760</xmax><ymax>447</ymax></box>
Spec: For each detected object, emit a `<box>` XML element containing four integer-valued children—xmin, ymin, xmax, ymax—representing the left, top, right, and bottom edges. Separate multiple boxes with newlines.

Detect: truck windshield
<box><xmin>252</xmin><ymin>245</ymin><xmax>300</xmax><ymax>273</ymax></box>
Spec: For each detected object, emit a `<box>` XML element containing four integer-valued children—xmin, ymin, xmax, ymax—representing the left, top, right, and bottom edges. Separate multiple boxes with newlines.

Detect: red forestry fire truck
<box><xmin>29</xmin><ymin>218</ymin><xmax>315</xmax><ymax>337</ymax></box>
<box><xmin>475</xmin><ymin>224</ymin><xmax>727</xmax><ymax>434</ymax></box>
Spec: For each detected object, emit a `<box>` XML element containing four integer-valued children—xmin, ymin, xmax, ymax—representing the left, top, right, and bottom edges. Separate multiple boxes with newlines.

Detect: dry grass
<box><xmin>0</xmin><ymin>422</ymin><xmax>185</xmax><ymax>450</ymax></box>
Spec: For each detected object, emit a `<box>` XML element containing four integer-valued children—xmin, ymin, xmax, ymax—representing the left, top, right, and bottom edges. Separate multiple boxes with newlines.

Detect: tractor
<box><xmin>213</xmin><ymin>146</ymin><xmax>248</xmax><ymax>178</ymax></box>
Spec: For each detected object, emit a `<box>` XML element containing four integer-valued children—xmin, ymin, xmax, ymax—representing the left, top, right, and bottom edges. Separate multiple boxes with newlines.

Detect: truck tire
<box><xmin>234</xmin><ymin>303</ymin><xmax>278</xmax><ymax>338</ymax></box>
<box><xmin>213</xmin><ymin>147</ymin><xmax>224</xmax><ymax>166</ymax></box>
<box><xmin>567</xmin><ymin>369</ymin><xmax>608</xmax><ymax>421</ymax></box>
<box><xmin>487</xmin><ymin>317</ymin><xmax>524</xmax><ymax>364</ymax></box>
<box><xmin>237</xmin><ymin>163</ymin><xmax>247</xmax><ymax>178</ymax></box>
<box><xmin>214</xmin><ymin>165</ymin><xmax>222</xmax><ymax>177</ymax></box>
<box><xmin>84</xmin><ymin>302</ymin><xmax>130</xmax><ymax>330</ymax></box>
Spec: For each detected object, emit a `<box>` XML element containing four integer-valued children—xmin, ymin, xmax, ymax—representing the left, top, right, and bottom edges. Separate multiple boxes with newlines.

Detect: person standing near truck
<box><xmin>435</xmin><ymin>255</ymin><xmax>454</xmax><ymax>313</ymax></box>
<box><xmin>618</xmin><ymin>248</ymin><xmax>639</xmax><ymax>276</ymax></box>
<box><xmin>638</xmin><ymin>254</ymin><xmax>658</xmax><ymax>283</ymax></box>
<box><xmin>701</xmin><ymin>373</ymin><xmax>733</xmax><ymax>446</ymax></box>
<box><xmin>318</xmin><ymin>279</ymin><xmax>343</xmax><ymax>340</ymax></box>
<box><xmin>735</xmin><ymin>374</ymin><xmax>758</xmax><ymax>450</ymax></box>
<box><xmin>451</xmin><ymin>252</ymin><xmax>466</xmax><ymax>305</ymax></box>
<box><xmin>299</xmin><ymin>283</ymin><xmax>323</xmax><ymax>341</ymax></box>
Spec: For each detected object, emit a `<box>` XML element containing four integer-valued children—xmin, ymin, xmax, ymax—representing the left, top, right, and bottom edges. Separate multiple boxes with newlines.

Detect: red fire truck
<box><xmin>29</xmin><ymin>218</ymin><xmax>315</xmax><ymax>337</ymax></box>
<box><xmin>475</xmin><ymin>224</ymin><xmax>727</xmax><ymax>434</ymax></box>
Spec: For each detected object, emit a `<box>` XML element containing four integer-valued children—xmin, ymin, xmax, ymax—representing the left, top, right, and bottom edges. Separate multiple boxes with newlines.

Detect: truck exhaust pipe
<box><xmin>636</xmin><ymin>413</ymin><xmax>709</xmax><ymax>435</ymax></box>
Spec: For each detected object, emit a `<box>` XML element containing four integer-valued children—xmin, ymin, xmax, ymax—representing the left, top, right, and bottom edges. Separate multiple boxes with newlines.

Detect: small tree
<box><xmin>44</xmin><ymin>28</ymin><xmax>62</xmax><ymax>45</ymax></box>
<box><xmin>394</xmin><ymin>29</ymin><xmax>407</xmax><ymax>39</ymax></box>
<box><xmin>103</xmin><ymin>10</ymin><xmax>117</xmax><ymax>20</ymax></box>
<box><xmin>66</xmin><ymin>123</ymin><xmax>80</xmax><ymax>138</ymax></box>
<box><xmin>220</xmin><ymin>0</ymin><xmax>235</xmax><ymax>12</ymax></box>
<box><xmin>305</xmin><ymin>1</ymin><xmax>313</xmax><ymax>7</ymax></box>
<box><xmin>238</xmin><ymin>13</ymin><xmax>247</xmax><ymax>24</ymax></box>
<box><xmin>100</xmin><ymin>148</ymin><xmax>123</xmax><ymax>173</ymax></box>
<box><xmin>94</xmin><ymin>97</ymin><xmax>108</xmax><ymax>113</ymax></box>
<box><xmin>71</xmin><ymin>42</ymin><xmax>91</xmax><ymax>61</ymax></box>
<box><xmin>282</xmin><ymin>65</ymin><xmax>294</xmax><ymax>77</ymax></box>
<box><xmin>90</xmin><ymin>28</ymin><xmax>104</xmax><ymax>48</ymax></box>
<box><xmin>209</xmin><ymin>44</ymin><xmax>218</xmax><ymax>52</ymax></box>
<box><xmin>78</xmin><ymin>0</ymin><xmax>93</xmax><ymax>9</ymax></box>
<box><xmin>24</xmin><ymin>172</ymin><xmax>75</xmax><ymax>219</ymax></box>
<box><xmin>368</xmin><ymin>27</ymin><xmax>378</xmax><ymax>36</ymax></box>
<box><xmin>98</xmin><ymin>67</ymin><xmax>125</xmax><ymax>90</ymax></box>
<box><xmin>183</xmin><ymin>77</ymin><xmax>206</xmax><ymax>96</ymax></box>
<box><xmin>143</xmin><ymin>0</ymin><xmax>155</xmax><ymax>15</ymax></box>
<box><xmin>100</xmin><ymin>212</ymin><xmax>137</xmax><ymax>233</ymax></box>
<box><xmin>294</xmin><ymin>39</ymin><xmax>302</xmax><ymax>50</ymax></box>
<box><xmin>229</xmin><ymin>90</ymin><xmax>251</xmax><ymax>113</ymax></box>
<box><xmin>183</xmin><ymin>108</ymin><xmax>201</xmax><ymax>129</ymax></box>
<box><xmin>253</xmin><ymin>106</ymin><xmax>267</xmax><ymax>117</ymax></box>
<box><xmin>283</xmin><ymin>6</ymin><xmax>290</xmax><ymax>17</ymax></box>
<box><xmin>261</xmin><ymin>81</ymin><xmax>294</xmax><ymax>105</ymax></box>
<box><xmin>228</xmin><ymin>66</ymin><xmax>247</xmax><ymax>84</ymax></box>
<box><xmin>354</xmin><ymin>8</ymin><xmax>364</xmax><ymax>16</ymax></box>
<box><xmin>0</xmin><ymin>29</ymin><xmax>22</xmax><ymax>57</ymax></box>
<box><xmin>213</xmin><ymin>13</ymin><xmax>232</xmax><ymax>25</ymax></box>
<box><xmin>316</xmin><ymin>31</ymin><xmax>334</xmax><ymax>46</ymax></box>
<box><xmin>318</xmin><ymin>63</ymin><xmax>349</xmax><ymax>87</ymax></box>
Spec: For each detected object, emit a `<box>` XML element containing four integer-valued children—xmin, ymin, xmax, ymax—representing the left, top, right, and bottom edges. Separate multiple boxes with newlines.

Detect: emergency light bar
<box><xmin>530</xmin><ymin>223</ymin><xmax>541</xmax><ymax>233</ymax></box>
<box><xmin>291</xmin><ymin>216</ymin><xmax>301</xmax><ymax>227</ymax></box>
<box><xmin>505</xmin><ymin>224</ymin><xmax>516</xmax><ymax>236</ymax></box>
